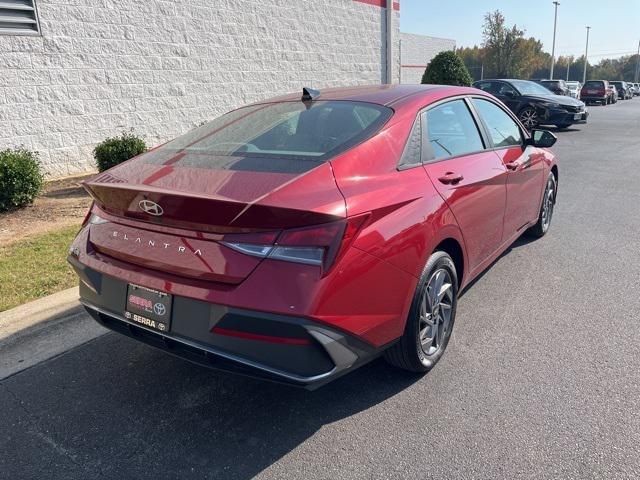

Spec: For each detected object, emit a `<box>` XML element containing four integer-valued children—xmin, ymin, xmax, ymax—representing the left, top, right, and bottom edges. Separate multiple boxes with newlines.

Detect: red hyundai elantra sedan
<box><xmin>69</xmin><ymin>85</ymin><xmax>558</xmax><ymax>389</ymax></box>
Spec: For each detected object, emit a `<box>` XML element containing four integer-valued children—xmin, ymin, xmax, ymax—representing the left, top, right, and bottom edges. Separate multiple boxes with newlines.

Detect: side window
<box><xmin>497</xmin><ymin>83</ymin><xmax>517</xmax><ymax>96</ymax></box>
<box><xmin>398</xmin><ymin>115</ymin><xmax>422</xmax><ymax>168</ymax></box>
<box><xmin>472</xmin><ymin>98</ymin><xmax>523</xmax><ymax>148</ymax></box>
<box><xmin>424</xmin><ymin>100</ymin><xmax>484</xmax><ymax>161</ymax></box>
<box><xmin>475</xmin><ymin>82</ymin><xmax>498</xmax><ymax>94</ymax></box>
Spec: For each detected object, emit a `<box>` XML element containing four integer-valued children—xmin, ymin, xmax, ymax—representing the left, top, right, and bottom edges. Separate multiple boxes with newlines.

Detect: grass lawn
<box><xmin>0</xmin><ymin>225</ymin><xmax>80</xmax><ymax>312</ymax></box>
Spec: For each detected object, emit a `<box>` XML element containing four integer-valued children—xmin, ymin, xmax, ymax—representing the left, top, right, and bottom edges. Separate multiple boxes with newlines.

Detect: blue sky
<box><xmin>400</xmin><ymin>0</ymin><xmax>640</xmax><ymax>60</ymax></box>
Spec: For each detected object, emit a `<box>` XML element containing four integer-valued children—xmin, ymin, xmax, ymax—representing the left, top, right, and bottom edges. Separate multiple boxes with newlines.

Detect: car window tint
<box><xmin>472</xmin><ymin>98</ymin><xmax>523</xmax><ymax>148</ymax></box>
<box><xmin>497</xmin><ymin>83</ymin><xmax>517</xmax><ymax>96</ymax></box>
<box><xmin>398</xmin><ymin>115</ymin><xmax>422</xmax><ymax>168</ymax></box>
<box><xmin>425</xmin><ymin>100</ymin><xmax>484</xmax><ymax>160</ymax></box>
<box><xmin>138</xmin><ymin>101</ymin><xmax>392</xmax><ymax>168</ymax></box>
<box><xmin>474</xmin><ymin>81</ymin><xmax>499</xmax><ymax>94</ymax></box>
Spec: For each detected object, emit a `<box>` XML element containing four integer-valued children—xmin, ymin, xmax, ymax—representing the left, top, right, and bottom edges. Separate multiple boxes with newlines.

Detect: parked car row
<box><xmin>473</xmin><ymin>77</ymin><xmax>638</xmax><ymax>130</ymax></box>
<box><xmin>579</xmin><ymin>80</ymin><xmax>639</xmax><ymax>105</ymax></box>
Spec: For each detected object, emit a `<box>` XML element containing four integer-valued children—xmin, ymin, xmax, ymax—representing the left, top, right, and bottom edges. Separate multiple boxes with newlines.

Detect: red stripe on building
<box><xmin>353</xmin><ymin>0</ymin><xmax>400</xmax><ymax>11</ymax></box>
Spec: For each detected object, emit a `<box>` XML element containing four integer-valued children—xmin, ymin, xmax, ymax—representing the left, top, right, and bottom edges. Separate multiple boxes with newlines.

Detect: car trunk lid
<box><xmin>84</xmin><ymin>158</ymin><xmax>346</xmax><ymax>284</ymax></box>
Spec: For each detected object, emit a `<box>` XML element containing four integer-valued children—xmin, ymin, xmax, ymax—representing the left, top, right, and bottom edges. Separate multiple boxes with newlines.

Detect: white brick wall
<box><xmin>0</xmin><ymin>0</ymin><xmax>400</xmax><ymax>178</ymax></box>
<box><xmin>400</xmin><ymin>32</ymin><xmax>455</xmax><ymax>84</ymax></box>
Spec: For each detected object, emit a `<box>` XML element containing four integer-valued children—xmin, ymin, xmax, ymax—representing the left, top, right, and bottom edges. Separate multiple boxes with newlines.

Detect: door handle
<box><xmin>438</xmin><ymin>172</ymin><xmax>464</xmax><ymax>185</ymax></box>
<box><xmin>505</xmin><ymin>160</ymin><xmax>532</xmax><ymax>171</ymax></box>
<box><xmin>505</xmin><ymin>162</ymin><xmax>519</xmax><ymax>171</ymax></box>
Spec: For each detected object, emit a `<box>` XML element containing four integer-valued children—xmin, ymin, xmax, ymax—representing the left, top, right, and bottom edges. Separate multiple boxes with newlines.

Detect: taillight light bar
<box><xmin>221</xmin><ymin>214</ymin><xmax>369</xmax><ymax>274</ymax></box>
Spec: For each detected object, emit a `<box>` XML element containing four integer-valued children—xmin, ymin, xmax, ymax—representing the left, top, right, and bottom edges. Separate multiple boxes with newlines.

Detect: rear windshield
<box><xmin>137</xmin><ymin>101</ymin><xmax>392</xmax><ymax>171</ymax></box>
<box><xmin>584</xmin><ymin>81</ymin><xmax>605</xmax><ymax>88</ymax></box>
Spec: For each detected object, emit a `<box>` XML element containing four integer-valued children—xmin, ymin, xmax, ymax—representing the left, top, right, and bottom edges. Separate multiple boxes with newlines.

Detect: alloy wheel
<box><xmin>541</xmin><ymin>176</ymin><xmax>556</xmax><ymax>231</ymax></box>
<box><xmin>519</xmin><ymin>108</ymin><xmax>538</xmax><ymax>129</ymax></box>
<box><xmin>419</xmin><ymin>269</ymin><xmax>453</xmax><ymax>356</ymax></box>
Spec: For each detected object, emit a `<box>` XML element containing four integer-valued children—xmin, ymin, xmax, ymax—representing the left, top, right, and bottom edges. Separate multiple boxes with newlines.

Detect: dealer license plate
<box><xmin>125</xmin><ymin>284</ymin><xmax>172</xmax><ymax>332</ymax></box>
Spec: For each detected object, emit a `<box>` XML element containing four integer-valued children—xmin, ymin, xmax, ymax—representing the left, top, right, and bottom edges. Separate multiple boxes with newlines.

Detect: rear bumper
<box><xmin>70</xmin><ymin>256</ymin><xmax>385</xmax><ymax>389</ymax></box>
<box><xmin>581</xmin><ymin>95</ymin><xmax>607</xmax><ymax>103</ymax></box>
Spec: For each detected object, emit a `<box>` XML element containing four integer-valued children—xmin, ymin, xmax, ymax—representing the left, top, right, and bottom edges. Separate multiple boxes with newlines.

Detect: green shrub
<box><xmin>93</xmin><ymin>132</ymin><xmax>146</xmax><ymax>172</ymax></box>
<box><xmin>0</xmin><ymin>148</ymin><xmax>44</xmax><ymax>212</ymax></box>
<box><xmin>421</xmin><ymin>50</ymin><xmax>473</xmax><ymax>87</ymax></box>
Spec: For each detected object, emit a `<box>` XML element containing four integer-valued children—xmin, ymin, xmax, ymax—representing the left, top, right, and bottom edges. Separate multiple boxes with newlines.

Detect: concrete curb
<box><xmin>0</xmin><ymin>287</ymin><xmax>81</xmax><ymax>340</ymax></box>
<box><xmin>0</xmin><ymin>287</ymin><xmax>108</xmax><ymax>379</ymax></box>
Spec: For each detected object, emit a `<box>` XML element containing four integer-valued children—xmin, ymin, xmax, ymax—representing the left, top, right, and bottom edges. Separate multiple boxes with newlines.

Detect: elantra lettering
<box><xmin>112</xmin><ymin>231</ymin><xmax>203</xmax><ymax>256</ymax></box>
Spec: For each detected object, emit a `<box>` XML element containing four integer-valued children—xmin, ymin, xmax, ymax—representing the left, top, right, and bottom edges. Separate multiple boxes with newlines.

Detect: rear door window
<box><xmin>472</xmin><ymin>98</ymin><xmax>523</xmax><ymax>148</ymax></box>
<box><xmin>474</xmin><ymin>81</ymin><xmax>500</xmax><ymax>95</ymax></box>
<box><xmin>423</xmin><ymin>99</ymin><xmax>485</xmax><ymax>161</ymax></box>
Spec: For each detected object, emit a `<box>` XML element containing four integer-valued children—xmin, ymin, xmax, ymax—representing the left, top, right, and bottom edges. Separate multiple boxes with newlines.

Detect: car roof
<box><xmin>251</xmin><ymin>84</ymin><xmax>456</xmax><ymax>107</ymax></box>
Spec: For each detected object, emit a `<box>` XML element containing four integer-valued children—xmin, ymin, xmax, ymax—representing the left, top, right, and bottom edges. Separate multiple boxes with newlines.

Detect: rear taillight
<box><xmin>87</xmin><ymin>213</ymin><xmax>109</xmax><ymax>226</ymax></box>
<box><xmin>222</xmin><ymin>214</ymin><xmax>369</xmax><ymax>274</ymax></box>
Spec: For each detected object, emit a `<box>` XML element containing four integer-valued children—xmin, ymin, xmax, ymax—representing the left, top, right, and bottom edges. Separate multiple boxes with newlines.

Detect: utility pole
<box><xmin>582</xmin><ymin>26</ymin><xmax>591</xmax><ymax>84</ymax></box>
<box><xmin>566</xmin><ymin>59</ymin><xmax>571</xmax><ymax>81</ymax></box>
<box><xmin>480</xmin><ymin>63</ymin><xmax>484</xmax><ymax>80</ymax></box>
<box><xmin>550</xmin><ymin>1</ymin><xmax>560</xmax><ymax>79</ymax></box>
<box><xmin>635</xmin><ymin>39</ymin><xmax>640</xmax><ymax>83</ymax></box>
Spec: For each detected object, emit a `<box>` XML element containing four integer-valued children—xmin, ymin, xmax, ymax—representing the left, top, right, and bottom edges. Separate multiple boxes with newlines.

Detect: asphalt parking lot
<box><xmin>2</xmin><ymin>100</ymin><xmax>640</xmax><ymax>480</ymax></box>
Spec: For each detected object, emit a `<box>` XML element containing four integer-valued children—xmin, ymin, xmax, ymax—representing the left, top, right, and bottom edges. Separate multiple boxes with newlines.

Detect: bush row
<box><xmin>0</xmin><ymin>132</ymin><xmax>146</xmax><ymax>213</ymax></box>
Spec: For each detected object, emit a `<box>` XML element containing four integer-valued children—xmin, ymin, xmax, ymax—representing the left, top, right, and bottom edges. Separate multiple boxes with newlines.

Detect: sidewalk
<box><xmin>0</xmin><ymin>287</ymin><xmax>107</xmax><ymax>379</ymax></box>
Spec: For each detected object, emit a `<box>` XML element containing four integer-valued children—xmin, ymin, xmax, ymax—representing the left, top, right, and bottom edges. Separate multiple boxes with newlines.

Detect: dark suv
<box><xmin>580</xmin><ymin>80</ymin><xmax>610</xmax><ymax>105</ymax></box>
<box><xmin>539</xmin><ymin>79</ymin><xmax>570</xmax><ymax>96</ymax></box>
<box><xmin>609</xmin><ymin>81</ymin><xmax>633</xmax><ymax>100</ymax></box>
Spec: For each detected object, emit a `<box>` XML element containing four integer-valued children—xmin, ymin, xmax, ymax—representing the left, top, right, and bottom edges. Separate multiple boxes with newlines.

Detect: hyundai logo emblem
<box><xmin>139</xmin><ymin>200</ymin><xmax>163</xmax><ymax>216</ymax></box>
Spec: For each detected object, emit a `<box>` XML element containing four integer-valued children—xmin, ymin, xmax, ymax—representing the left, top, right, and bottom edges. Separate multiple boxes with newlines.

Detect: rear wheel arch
<box><xmin>433</xmin><ymin>238</ymin><xmax>464</xmax><ymax>289</ymax></box>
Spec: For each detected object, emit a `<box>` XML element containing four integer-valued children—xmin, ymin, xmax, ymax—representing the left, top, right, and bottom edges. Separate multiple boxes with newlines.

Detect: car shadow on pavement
<box><xmin>460</xmin><ymin>234</ymin><xmax>537</xmax><ymax>297</ymax></box>
<box><xmin>1</xmin><ymin>332</ymin><xmax>422</xmax><ymax>480</ymax></box>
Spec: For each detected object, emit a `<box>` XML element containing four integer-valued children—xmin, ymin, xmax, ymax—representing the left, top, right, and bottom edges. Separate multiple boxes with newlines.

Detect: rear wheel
<box><xmin>527</xmin><ymin>172</ymin><xmax>557</xmax><ymax>238</ymax></box>
<box><xmin>384</xmin><ymin>251</ymin><xmax>458</xmax><ymax>372</ymax></box>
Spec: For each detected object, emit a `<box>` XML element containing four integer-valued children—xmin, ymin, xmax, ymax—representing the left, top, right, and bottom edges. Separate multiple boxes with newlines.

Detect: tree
<box><xmin>456</xmin><ymin>46</ymin><xmax>484</xmax><ymax>81</ymax></box>
<box><xmin>482</xmin><ymin>10</ymin><xmax>525</xmax><ymax>77</ymax></box>
<box><xmin>421</xmin><ymin>50</ymin><xmax>473</xmax><ymax>86</ymax></box>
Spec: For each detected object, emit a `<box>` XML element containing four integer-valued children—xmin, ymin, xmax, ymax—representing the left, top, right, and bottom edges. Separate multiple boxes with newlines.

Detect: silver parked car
<box><xmin>566</xmin><ymin>81</ymin><xmax>581</xmax><ymax>99</ymax></box>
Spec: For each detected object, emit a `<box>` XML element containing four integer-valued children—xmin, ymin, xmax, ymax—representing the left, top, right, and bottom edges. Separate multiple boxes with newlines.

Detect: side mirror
<box><xmin>504</xmin><ymin>90</ymin><xmax>517</xmax><ymax>98</ymax></box>
<box><xmin>525</xmin><ymin>129</ymin><xmax>557</xmax><ymax>148</ymax></box>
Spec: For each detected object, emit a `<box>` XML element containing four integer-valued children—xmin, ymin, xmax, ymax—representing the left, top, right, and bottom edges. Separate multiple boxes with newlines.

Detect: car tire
<box><xmin>527</xmin><ymin>172</ymin><xmax>557</xmax><ymax>238</ymax></box>
<box><xmin>384</xmin><ymin>251</ymin><xmax>458</xmax><ymax>373</ymax></box>
<box><xmin>518</xmin><ymin>107</ymin><xmax>538</xmax><ymax>130</ymax></box>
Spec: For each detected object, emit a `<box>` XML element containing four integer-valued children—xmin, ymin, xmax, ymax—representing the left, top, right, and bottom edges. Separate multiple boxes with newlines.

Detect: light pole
<box><xmin>582</xmin><ymin>26</ymin><xmax>591</xmax><ymax>84</ymax></box>
<box><xmin>550</xmin><ymin>1</ymin><xmax>560</xmax><ymax>79</ymax></box>
<box><xmin>566</xmin><ymin>58</ymin><xmax>571</xmax><ymax>81</ymax></box>
<box><xmin>635</xmin><ymin>39</ymin><xmax>640</xmax><ymax>83</ymax></box>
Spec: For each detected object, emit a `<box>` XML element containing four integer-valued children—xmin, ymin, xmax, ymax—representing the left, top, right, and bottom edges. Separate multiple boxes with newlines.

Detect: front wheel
<box><xmin>527</xmin><ymin>172</ymin><xmax>557</xmax><ymax>238</ymax></box>
<box><xmin>384</xmin><ymin>251</ymin><xmax>458</xmax><ymax>372</ymax></box>
<box><xmin>518</xmin><ymin>107</ymin><xmax>539</xmax><ymax>129</ymax></box>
